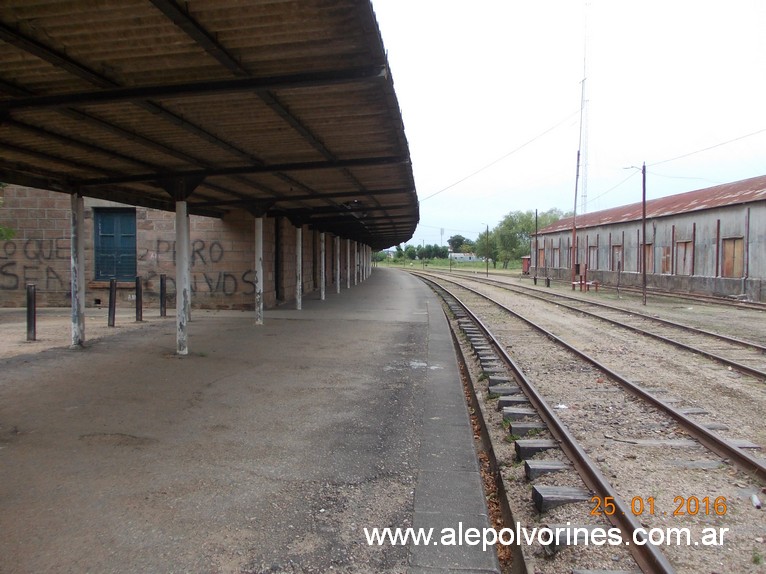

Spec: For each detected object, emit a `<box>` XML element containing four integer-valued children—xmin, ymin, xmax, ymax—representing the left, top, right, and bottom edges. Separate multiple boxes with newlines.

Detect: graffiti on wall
<box><xmin>0</xmin><ymin>239</ymin><xmax>68</xmax><ymax>290</ymax></box>
<box><xmin>154</xmin><ymin>270</ymin><xmax>256</xmax><ymax>297</ymax></box>
<box><xmin>1</xmin><ymin>237</ymin><xmax>255</xmax><ymax>297</ymax></box>
<box><xmin>141</xmin><ymin>239</ymin><xmax>255</xmax><ymax>296</ymax></box>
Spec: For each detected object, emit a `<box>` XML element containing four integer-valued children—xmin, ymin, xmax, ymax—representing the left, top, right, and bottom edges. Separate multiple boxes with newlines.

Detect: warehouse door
<box><xmin>611</xmin><ymin>245</ymin><xmax>623</xmax><ymax>271</ymax></box>
<box><xmin>721</xmin><ymin>238</ymin><xmax>744</xmax><ymax>278</ymax></box>
<box><xmin>643</xmin><ymin>243</ymin><xmax>654</xmax><ymax>274</ymax></box>
<box><xmin>588</xmin><ymin>245</ymin><xmax>598</xmax><ymax>271</ymax></box>
<box><xmin>676</xmin><ymin>241</ymin><xmax>693</xmax><ymax>275</ymax></box>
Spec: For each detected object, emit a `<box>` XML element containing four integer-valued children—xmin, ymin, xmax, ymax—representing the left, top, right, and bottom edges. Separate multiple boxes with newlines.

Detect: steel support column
<box><xmin>185</xmin><ymin>211</ymin><xmax>191</xmax><ymax>322</ymax></box>
<box><xmin>295</xmin><ymin>225</ymin><xmax>302</xmax><ymax>310</ymax></box>
<box><xmin>320</xmin><ymin>232</ymin><xmax>326</xmax><ymax>301</ymax></box>
<box><xmin>346</xmin><ymin>239</ymin><xmax>351</xmax><ymax>289</ymax></box>
<box><xmin>255</xmin><ymin>216</ymin><xmax>264</xmax><ymax>324</ymax></box>
<box><xmin>175</xmin><ymin>200</ymin><xmax>190</xmax><ymax>355</ymax></box>
<box><xmin>70</xmin><ymin>193</ymin><xmax>85</xmax><ymax>348</ymax></box>
<box><xmin>335</xmin><ymin>236</ymin><xmax>341</xmax><ymax>294</ymax></box>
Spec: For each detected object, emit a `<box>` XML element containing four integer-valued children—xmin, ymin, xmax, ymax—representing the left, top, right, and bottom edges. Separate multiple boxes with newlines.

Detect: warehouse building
<box><xmin>531</xmin><ymin>175</ymin><xmax>766</xmax><ymax>302</ymax></box>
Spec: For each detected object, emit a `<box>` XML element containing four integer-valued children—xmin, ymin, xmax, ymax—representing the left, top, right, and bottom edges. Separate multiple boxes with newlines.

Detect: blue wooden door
<box><xmin>94</xmin><ymin>209</ymin><xmax>136</xmax><ymax>280</ymax></box>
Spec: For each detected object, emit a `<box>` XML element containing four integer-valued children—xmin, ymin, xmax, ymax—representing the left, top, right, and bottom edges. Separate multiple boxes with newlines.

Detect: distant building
<box><xmin>531</xmin><ymin>175</ymin><xmax>766</xmax><ymax>301</ymax></box>
<box><xmin>449</xmin><ymin>252</ymin><xmax>478</xmax><ymax>262</ymax></box>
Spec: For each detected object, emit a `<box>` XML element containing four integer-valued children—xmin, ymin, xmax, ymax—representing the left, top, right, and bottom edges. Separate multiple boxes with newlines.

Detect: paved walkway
<box><xmin>0</xmin><ymin>268</ymin><xmax>499</xmax><ymax>573</ymax></box>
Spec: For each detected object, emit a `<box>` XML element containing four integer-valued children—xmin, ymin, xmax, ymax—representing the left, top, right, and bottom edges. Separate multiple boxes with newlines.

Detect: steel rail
<box><xmin>428</xmin><ymin>270</ymin><xmax>766</xmax><ymax>380</ymax></box>
<box><xmin>444</xmin><ymin>267</ymin><xmax>766</xmax><ymax>311</ymax></box>
<box><xmin>450</xmin><ymin>272</ymin><xmax>766</xmax><ymax>353</ymax></box>
<box><xmin>418</xmin><ymin>275</ymin><xmax>677</xmax><ymax>574</ymax></box>
<box><xmin>418</xmin><ymin>271</ymin><xmax>766</xmax><ymax>484</ymax></box>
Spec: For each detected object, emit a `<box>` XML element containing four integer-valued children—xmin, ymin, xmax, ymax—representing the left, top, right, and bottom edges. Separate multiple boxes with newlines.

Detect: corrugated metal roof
<box><xmin>0</xmin><ymin>0</ymin><xmax>418</xmax><ymax>249</ymax></box>
<box><xmin>539</xmin><ymin>174</ymin><xmax>766</xmax><ymax>235</ymax></box>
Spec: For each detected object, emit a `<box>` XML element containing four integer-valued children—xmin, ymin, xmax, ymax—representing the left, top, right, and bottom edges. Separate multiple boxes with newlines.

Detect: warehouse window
<box><xmin>721</xmin><ymin>237</ymin><xmax>744</xmax><ymax>278</ymax></box>
<box><xmin>94</xmin><ymin>209</ymin><xmax>137</xmax><ymax>281</ymax></box>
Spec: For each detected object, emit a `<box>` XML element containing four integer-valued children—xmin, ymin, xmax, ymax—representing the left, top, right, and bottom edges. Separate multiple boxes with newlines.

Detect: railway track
<box><xmin>444</xmin><ymin>267</ymin><xmax>766</xmax><ymax>312</ymax></box>
<box><xmin>425</xmin><ymin>269</ymin><xmax>766</xmax><ymax>380</ymax></box>
<box><xmin>413</xmin><ymin>271</ymin><xmax>766</xmax><ymax>574</ymax></box>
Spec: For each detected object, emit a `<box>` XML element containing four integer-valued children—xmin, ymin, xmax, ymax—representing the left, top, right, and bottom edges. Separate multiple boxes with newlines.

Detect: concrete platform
<box><xmin>0</xmin><ymin>268</ymin><xmax>499</xmax><ymax>573</ymax></box>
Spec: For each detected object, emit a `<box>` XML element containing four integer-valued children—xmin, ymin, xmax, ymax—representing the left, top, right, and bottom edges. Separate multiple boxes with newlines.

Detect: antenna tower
<box><xmin>579</xmin><ymin>2</ymin><xmax>589</xmax><ymax>214</ymax></box>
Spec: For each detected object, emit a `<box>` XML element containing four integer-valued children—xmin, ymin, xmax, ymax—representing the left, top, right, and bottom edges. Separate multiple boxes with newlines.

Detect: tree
<box><xmin>459</xmin><ymin>239</ymin><xmax>475</xmax><ymax>254</ymax></box>
<box><xmin>404</xmin><ymin>244</ymin><xmax>417</xmax><ymax>260</ymax></box>
<box><xmin>493</xmin><ymin>208</ymin><xmax>565</xmax><ymax>267</ymax></box>
<box><xmin>447</xmin><ymin>234</ymin><xmax>465</xmax><ymax>253</ymax></box>
<box><xmin>474</xmin><ymin>229</ymin><xmax>499</xmax><ymax>268</ymax></box>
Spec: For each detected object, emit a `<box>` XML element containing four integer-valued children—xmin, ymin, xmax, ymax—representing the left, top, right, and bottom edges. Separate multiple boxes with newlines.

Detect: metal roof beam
<box><xmin>311</xmin><ymin>214</ymin><xmax>418</xmax><ymax>224</ymax></box>
<box><xmin>1</xmin><ymin>67</ymin><xmax>388</xmax><ymax>113</ymax></box>
<box><xmin>192</xmin><ymin>187</ymin><xmax>413</xmax><ymax>208</ymax></box>
<box><xmin>0</xmin><ymin>23</ymin><xmax>113</xmax><ymax>88</ymax></box>
<box><xmin>148</xmin><ymin>0</ymin><xmax>248</xmax><ymax>76</ymax></box>
<box><xmin>79</xmin><ymin>156</ymin><xmax>408</xmax><ymax>186</ymax></box>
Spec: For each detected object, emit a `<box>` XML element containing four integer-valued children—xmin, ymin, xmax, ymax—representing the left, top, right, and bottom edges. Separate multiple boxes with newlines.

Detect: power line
<box><xmin>585</xmin><ymin>170</ymin><xmax>638</xmax><ymax>207</ymax></box>
<box><xmin>419</xmin><ymin>109</ymin><xmax>580</xmax><ymax>202</ymax></box>
<box><xmin>586</xmin><ymin>126</ymin><xmax>766</xmax><ymax>208</ymax></box>
<box><xmin>649</xmin><ymin>127</ymin><xmax>766</xmax><ymax>167</ymax></box>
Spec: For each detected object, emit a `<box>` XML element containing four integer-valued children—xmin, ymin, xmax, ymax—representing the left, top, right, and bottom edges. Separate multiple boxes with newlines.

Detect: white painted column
<box><xmin>70</xmin><ymin>193</ymin><xmax>85</xmax><ymax>348</ymax></box>
<box><xmin>175</xmin><ymin>200</ymin><xmax>190</xmax><ymax>355</ymax></box>
<box><xmin>346</xmin><ymin>239</ymin><xmax>351</xmax><ymax>289</ymax></box>
<box><xmin>354</xmin><ymin>241</ymin><xmax>359</xmax><ymax>285</ymax></box>
<box><xmin>295</xmin><ymin>225</ymin><xmax>302</xmax><ymax>310</ymax></box>
<box><xmin>320</xmin><ymin>232</ymin><xmax>326</xmax><ymax>300</ymax></box>
<box><xmin>185</xmin><ymin>211</ymin><xmax>191</xmax><ymax>322</ymax></box>
<box><xmin>254</xmin><ymin>216</ymin><xmax>264</xmax><ymax>325</ymax></box>
<box><xmin>335</xmin><ymin>236</ymin><xmax>341</xmax><ymax>294</ymax></box>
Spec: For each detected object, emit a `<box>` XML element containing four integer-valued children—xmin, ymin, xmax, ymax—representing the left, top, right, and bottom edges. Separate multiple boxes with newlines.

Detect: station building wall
<box><xmin>532</xmin><ymin>201</ymin><xmax>766</xmax><ymax>301</ymax></box>
<box><xmin>0</xmin><ymin>185</ymin><xmax>352</xmax><ymax>309</ymax></box>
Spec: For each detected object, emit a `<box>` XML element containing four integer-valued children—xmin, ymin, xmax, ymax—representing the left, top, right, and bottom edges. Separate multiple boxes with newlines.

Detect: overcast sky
<box><xmin>371</xmin><ymin>0</ymin><xmax>766</xmax><ymax>247</ymax></box>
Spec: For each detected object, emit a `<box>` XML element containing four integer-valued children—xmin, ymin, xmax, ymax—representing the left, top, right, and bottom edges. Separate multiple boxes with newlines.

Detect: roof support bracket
<box><xmin>245</xmin><ymin>201</ymin><xmax>275</xmax><ymax>219</ymax></box>
<box><xmin>158</xmin><ymin>175</ymin><xmax>205</xmax><ymax>202</ymax></box>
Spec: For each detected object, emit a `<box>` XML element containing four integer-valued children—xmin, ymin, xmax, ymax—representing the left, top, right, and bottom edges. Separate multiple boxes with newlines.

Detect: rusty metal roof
<box><xmin>0</xmin><ymin>0</ymin><xmax>418</xmax><ymax>249</ymax></box>
<box><xmin>539</xmin><ymin>174</ymin><xmax>766</xmax><ymax>235</ymax></box>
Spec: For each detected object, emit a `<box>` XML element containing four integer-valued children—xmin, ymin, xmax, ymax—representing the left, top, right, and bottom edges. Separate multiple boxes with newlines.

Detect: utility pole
<box><xmin>534</xmin><ymin>209</ymin><xmax>539</xmax><ymax>283</ymax></box>
<box><xmin>571</xmin><ymin>150</ymin><xmax>581</xmax><ymax>290</ymax></box>
<box><xmin>485</xmin><ymin>224</ymin><xmax>489</xmax><ymax>278</ymax></box>
<box><xmin>642</xmin><ymin>162</ymin><xmax>647</xmax><ymax>306</ymax></box>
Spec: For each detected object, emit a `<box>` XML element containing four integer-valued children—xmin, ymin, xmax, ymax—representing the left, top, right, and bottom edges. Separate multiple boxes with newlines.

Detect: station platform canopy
<box><xmin>0</xmin><ymin>0</ymin><xmax>418</xmax><ymax>250</ymax></box>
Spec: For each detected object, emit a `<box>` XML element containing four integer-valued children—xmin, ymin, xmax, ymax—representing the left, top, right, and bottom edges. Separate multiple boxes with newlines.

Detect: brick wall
<box><xmin>0</xmin><ymin>185</ymin><xmax>351</xmax><ymax>310</ymax></box>
<box><xmin>0</xmin><ymin>186</ymin><xmax>72</xmax><ymax>306</ymax></box>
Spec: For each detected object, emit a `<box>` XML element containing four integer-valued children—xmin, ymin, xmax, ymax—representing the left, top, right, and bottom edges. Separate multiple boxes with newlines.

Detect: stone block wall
<box><xmin>0</xmin><ymin>185</ymin><xmax>356</xmax><ymax>310</ymax></box>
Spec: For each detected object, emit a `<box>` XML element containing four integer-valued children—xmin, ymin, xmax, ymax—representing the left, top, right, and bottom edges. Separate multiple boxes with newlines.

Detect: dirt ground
<box><xmin>0</xmin><ymin>306</ymin><xmax>162</xmax><ymax>360</ymax></box>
